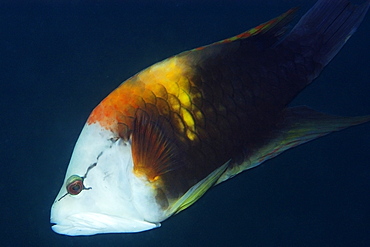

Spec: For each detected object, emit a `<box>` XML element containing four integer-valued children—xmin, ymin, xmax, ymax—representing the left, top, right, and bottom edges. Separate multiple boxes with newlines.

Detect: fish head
<box><xmin>50</xmin><ymin>123</ymin><xmax>163</xmax><ymax>236</ymax></box>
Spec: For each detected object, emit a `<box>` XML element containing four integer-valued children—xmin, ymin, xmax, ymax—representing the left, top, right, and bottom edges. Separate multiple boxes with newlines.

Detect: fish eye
<box><xmin>57</xmin><ymin>166</ymin><xmax>96</xmax><ymax>201</ymax></box>
<box><xmin>66</xmin><ymin>175</ymin><xmax>84</xmax><ymax>195</ymax></box>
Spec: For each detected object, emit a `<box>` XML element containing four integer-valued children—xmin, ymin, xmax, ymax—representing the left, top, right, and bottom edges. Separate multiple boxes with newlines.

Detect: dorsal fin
<box><xmin>131</xmin><ymin>109</ymin><xmax>185</xmax><ymax>182</ymax></box>
<box><xmin>191</xmin><ymin>7</ymin><xmax>297</xmax><ymax>52</ymax></box>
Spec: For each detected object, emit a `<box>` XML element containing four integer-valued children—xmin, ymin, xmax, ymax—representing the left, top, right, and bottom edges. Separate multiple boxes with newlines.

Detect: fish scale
<box><xmin>87</xmin><ymin>7</ymin><xmax>337</xmax><ymax>200</ymax></box>
<box><xmin>87</xmin><ymin>4</ymin><xmax>361</xmax><ymax>205</ymax></box>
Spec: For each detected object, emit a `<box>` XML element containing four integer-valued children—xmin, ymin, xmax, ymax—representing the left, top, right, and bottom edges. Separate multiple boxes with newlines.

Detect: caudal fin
<box><xmin>284</xmin><ymin>0</ymin><xmax>369</xmax><ymax>67</ymax></box>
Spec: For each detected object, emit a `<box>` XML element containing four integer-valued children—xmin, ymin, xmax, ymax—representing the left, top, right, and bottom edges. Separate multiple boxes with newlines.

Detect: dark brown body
<box><xmin>87</xmin><ymin>0</ymin><xmax>370</xmax><ymax>208</ymax></box>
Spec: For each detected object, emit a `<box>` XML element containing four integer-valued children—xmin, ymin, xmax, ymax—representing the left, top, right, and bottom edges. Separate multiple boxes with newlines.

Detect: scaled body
<box><xmin>51</xmin><ymin>0</ymin><xmax>369</xmax><ymax>236</ymax></box>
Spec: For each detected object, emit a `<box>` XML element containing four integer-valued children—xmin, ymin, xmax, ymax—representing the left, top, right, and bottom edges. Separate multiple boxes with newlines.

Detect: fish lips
<box><xmin>50</xmin><ymin>212</ymin><xmax>160</xmax><ymax>236</ymax></box>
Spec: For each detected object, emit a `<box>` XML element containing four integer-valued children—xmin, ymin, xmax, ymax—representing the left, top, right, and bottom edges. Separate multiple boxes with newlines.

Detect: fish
<box><xmin>50</xmin><ymin>0</ymin><xmax>369</xmax><ymax>236</ymax></box>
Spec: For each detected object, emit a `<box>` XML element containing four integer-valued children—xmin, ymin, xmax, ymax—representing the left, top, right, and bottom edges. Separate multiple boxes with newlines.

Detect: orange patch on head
<box><xmin>86</xmin><ymin>56</ymin><xmax>191</xmax><ymax>134</ymax></box>
<box><xmin>87</xmin><ymin>81</ymin><xmax>144</xmax><ymax>131</ymax></box>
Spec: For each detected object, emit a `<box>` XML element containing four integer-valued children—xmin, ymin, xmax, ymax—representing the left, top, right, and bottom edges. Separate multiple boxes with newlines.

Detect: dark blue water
<box><xmin>1</xmin><ymin>1</ymin><xmax>369</xmax><ymax>246</ymax></box>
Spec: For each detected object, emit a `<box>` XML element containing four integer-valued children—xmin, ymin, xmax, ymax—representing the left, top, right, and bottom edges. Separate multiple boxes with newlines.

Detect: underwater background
<box><xmin>1</xmin><ymin>0</ymin><xmax>369</xmax><ymax>246</ymax></box>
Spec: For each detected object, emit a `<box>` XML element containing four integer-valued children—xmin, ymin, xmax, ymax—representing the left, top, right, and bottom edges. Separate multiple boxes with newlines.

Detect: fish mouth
<box><xmin>50</xmin><ymin>212</ymin><xmax>160</xmax><ymax>236</ymax></box>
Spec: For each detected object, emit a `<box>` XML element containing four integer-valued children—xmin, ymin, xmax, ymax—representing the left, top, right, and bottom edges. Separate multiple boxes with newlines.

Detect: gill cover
<box><xmin>50</xmin><ymin>123</ymin><xmax>161</xmax><ymax>235</ymax></box>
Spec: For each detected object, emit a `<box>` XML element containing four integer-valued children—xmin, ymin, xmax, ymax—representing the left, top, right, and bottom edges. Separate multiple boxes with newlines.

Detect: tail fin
<box><xmin>284</xmin><ymin>0</ymin><xmax>369</xmax><ymax>67</ymax></box>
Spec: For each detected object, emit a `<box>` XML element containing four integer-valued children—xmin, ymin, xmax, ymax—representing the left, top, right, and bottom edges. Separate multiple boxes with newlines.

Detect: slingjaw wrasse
<box><xmin>51</xmin><ymin>0</ymin><xmax>369</xmax><ymax>236</ymax></box>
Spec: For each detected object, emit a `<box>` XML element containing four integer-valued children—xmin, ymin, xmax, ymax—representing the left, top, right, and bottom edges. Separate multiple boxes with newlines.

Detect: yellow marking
<box><xmin>186</xmin><ymin>129</ymin><xmax>197</xmax><ymax>141</ymax></box>
<box><xmin>149</xmin><ymin>175</ymin><xmax>160</xmax><ymax>182</ymax></box>
<box><xmin>180</xmin><ymin>107</ymin><xmax>196</xmax><ymax>137</ymax></box>
<box><xmin>193</xmin><ymin>106</ymin><xmax>205</xmax><ymax>128</ymax></box>
<box><xmin>165</xmin><ymin>81</ymin><xmax>180</xmax><ymax>96</ymax></box>
<box><xmin>181</xmin><ymin>108</ymin><xmax>195</xmax><ymax>129</ymax></box>
<box><xmin>168</xmin><ymin>94</ymin><xmax>181</xmax><ymax>112</ymax></box>
<box><xmin>229</xmin><ymin>36</ymin><xmax>238</xmax><ymax>42</ymax></box>
<box><xmin>139</xmin><ymin>56</ymin><xmax>189</xmax><ymax>89</ymax></box>
<box><xmin>249</xmin><ymin>28</ymin><xmax>258</xmax><ymax>35</ymax></box>
<box><xmin>178</xmin><ymin>76</ymin><xmax>190</xmax><ymax>93</ymax></box>
<box><xmin>171</xmin><ymin>112</ymin><xmax>185</xmax><ymax>132</ymax></box>
<box><xmin>101</xmin><ymin>54</ymin><xmax>205</xmax><ymax>142</ymax></box>
<box><xmin>178</xmin><ymin>89</ymin><xmax>191</xmax><ymax>108</ymax></box>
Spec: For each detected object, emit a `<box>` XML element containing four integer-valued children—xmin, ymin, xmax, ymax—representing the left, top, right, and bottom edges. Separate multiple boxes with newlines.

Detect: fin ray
<box><xmin>131</xmin><ymin>109</ymin><xmax>185</xmax><ymax>181</ymax></box>
<box><xmin>190</xmin><ymin>7</ymin><xmax>297</xmax><ymax>52</ymax></box>
<box><xmin>217</xmin><ymin>106</ymin><xmax>370</xmax><ymax>184</ymax></box>
<box><xmin>166</xmin><ymin>160</ymin><xmax>230</xmax><ymax>216</ymax></box>
<box><xmin>283</xmin><ymin>0</ymin><xmax>370</xmax><ymax>68</ymax></box>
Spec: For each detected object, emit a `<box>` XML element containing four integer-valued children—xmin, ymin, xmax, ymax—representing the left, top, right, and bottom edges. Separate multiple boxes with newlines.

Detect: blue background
<box><xmin>1</xmin><ymin>0</ymin><xmax>369</xmax><ymax>246</ymax></box>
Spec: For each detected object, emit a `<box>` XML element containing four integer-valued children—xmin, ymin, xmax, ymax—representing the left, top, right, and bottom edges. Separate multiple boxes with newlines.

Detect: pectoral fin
<box><xmin>166</xmin><ymin>160</ymin><xmax>230</xmax><ymax>216</ymax></box>
<box><xmin>217</xmin><ymin>106</ymin><xmax>370</xmax><ymax>184</ymax></box>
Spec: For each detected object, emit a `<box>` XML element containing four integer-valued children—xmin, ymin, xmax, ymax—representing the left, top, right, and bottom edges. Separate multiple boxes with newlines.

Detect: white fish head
<box><xmin>50</xmin><ymin>123</ymin><xmax>164</xmax><ymax>236</ymax></box>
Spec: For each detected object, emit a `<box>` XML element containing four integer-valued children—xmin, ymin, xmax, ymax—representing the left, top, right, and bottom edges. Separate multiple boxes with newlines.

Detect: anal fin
<box><xmin>217</xmin><ymin>106</ymin><xmax>370</xmax><ymax>184</ymax></box>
